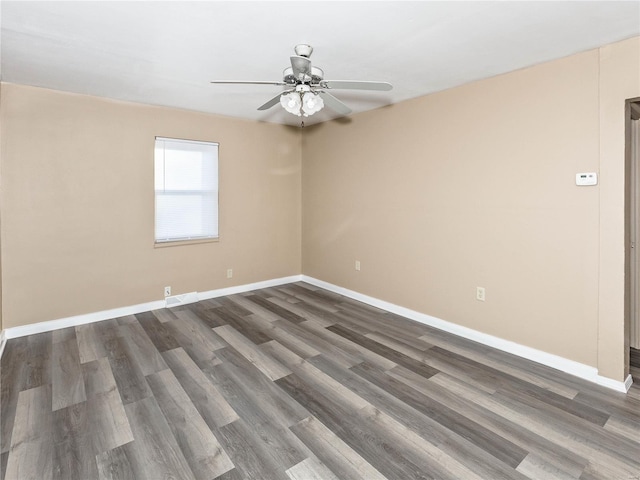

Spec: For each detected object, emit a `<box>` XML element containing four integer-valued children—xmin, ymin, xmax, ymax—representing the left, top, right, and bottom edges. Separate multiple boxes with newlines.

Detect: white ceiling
<box><xmin>2</xmin><ymin>1</ymin><xmax>639</xmax><ymax>126</ymax></box>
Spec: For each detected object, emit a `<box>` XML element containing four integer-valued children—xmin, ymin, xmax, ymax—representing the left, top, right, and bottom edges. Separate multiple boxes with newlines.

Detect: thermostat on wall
<box><xmin>576</xmin><ymin>172</ymin><xmax>598</xmax><ymax>186</ymax></box>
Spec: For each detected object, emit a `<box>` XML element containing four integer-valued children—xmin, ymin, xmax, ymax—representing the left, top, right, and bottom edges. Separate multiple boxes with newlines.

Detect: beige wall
<box><xmin>302</xmin><ymin>38</ymin><xmax>639</xmax><ymax>381</ymax></box>
<box><xmin>0</xmin><ymin>83</ymin><xmax>301</xmax><ymax>328</ymax></box>
<box><xmin>1</xmin><ymin>37</ymin><xmax>638</xmax><ymax>383</ymax></box>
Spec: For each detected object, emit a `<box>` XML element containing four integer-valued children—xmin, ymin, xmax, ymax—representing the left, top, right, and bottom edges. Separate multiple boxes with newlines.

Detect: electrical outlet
<box><xmin>476</xmin><ymin>287</ymin><xmax>486</xmax><ymax>302</ymax></box>
<box><xmin>355</xmin><ymin>260</ymin><xmax>361</xmax><ymax>271</ymax></box>
<box><xmin>227</xmin><ymin>268</ymin><xmax>233</xmax><ymax>279</ymax></box>
<box><xmin>164</xmin><ymin>286</ymin><xmax>171</xmax><ymax>297</ymax></box>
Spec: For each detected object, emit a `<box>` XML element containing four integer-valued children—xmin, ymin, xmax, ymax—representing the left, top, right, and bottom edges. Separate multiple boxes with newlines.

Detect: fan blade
<box><xmin>257</xmin><ymin>93</ymin><xmax>284</xmax><ymax>111</ymax></box>
<box><xmin>321</xmin><ymin>80</ymin><xmax>393</xmax><ymax>91</ymax></box>
<box><xmin>290</xmin><ymin>56</ymin><xmax>312</xmax><ymax>80</ymax></box>
<box><xmin>210</xmin><ymin>81</ymin><xmax>287</xmax><ymax>86</ymax></box>
<box><xmin>318</xmin><ymin>91</ymin><xmax>352</xmax><ymax>115</ymax></box>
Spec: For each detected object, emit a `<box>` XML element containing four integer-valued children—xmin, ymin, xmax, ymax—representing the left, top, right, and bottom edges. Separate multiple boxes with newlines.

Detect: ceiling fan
<box><xmin>210</xmin><ymin>44</ymin><xmax>392</xmax><ymax>119</ymax></box>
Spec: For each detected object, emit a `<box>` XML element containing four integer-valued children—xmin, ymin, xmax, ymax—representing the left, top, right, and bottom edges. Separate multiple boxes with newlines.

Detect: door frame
<box><xmin>625</xmin><ymin>97</ymin><xmax>640</xmax><ymax>372</ymax></box>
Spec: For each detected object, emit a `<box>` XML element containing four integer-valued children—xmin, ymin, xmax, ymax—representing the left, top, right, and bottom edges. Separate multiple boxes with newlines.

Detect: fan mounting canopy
<box><xmin>294</xmin><ymin>44</ymin><xmax>313</xmax><ymax>58</ymax></box>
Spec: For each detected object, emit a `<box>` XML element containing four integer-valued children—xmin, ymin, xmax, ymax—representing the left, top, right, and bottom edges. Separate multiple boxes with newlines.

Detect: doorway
<box><xmin>627</xmin><ymin>98</ymin><xmax>640</xmax><ymax>379</ymax></box>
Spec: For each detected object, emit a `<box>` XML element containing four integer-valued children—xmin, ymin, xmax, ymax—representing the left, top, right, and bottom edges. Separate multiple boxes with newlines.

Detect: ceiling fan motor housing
<box><xmin>283</xmin><ymin>66</ymin><xmax>324</xmax><ymax>85</ymax></box>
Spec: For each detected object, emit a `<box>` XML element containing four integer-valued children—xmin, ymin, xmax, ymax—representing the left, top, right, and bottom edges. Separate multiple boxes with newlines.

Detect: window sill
<box><xmin>154</xmin><ymin>237</ymin><xmax>219</xmax><ymax>248</ymax></box>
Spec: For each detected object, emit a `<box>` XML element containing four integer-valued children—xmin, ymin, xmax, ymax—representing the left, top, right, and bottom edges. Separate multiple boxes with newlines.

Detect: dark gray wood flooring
<box><xmin>631</xmin><ymin>348</ymin><xmax>640</xmax><ymax>391</ymax></box>
<box><xmin>2</xmin><ymin>282</ymin><xmax>639</xmax><ymax>480</ymax></box>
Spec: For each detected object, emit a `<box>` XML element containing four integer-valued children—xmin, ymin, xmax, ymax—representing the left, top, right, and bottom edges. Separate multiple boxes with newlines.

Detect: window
<box><xmin>154</xmin><ymin>137</ymin><xmax>219</xmax><ymax>243</ymax></box>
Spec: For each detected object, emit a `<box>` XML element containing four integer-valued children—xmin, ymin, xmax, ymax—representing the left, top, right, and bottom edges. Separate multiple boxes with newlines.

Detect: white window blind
<box><xmin>154</xmin><ymin>137</ymin><xmax>219</xmax><ymax>243</ymax></box>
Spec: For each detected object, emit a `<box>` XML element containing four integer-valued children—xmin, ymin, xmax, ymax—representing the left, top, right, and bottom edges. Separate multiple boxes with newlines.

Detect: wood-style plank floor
<box><xmin>2</xmin><ymin>282</ymin><xmax>640</xmax><ymax>480</ymax></box>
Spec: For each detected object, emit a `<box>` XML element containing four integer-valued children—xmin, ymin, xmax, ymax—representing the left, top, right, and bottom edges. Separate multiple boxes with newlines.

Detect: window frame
<box><xmin>154</xmin><ymin>136</ymin><xmax>219</xmax><ymax>246</ymax></box>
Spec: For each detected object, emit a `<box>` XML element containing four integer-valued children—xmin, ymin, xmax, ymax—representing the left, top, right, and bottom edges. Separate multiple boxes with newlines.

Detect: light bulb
<box><xmin>280</xmin><ymin>92</ymin><xmax>302</xmax><ymax>116</ymax></box>
<box><xmin>302</xmin><ymin>92</ymin><xmax>324</xmax><ymax>116</ymax></box>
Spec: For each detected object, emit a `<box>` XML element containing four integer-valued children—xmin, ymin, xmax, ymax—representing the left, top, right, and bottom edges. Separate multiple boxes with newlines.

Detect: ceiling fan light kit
<box><xmin>210</xmin><ymin>44</ymin><xmax>392</xmax><ymax>122</ymax></box>
<box><xmin>281</xmin><ymin>85</ymin><xmax>325</xmax><ymax>117</ymax></box>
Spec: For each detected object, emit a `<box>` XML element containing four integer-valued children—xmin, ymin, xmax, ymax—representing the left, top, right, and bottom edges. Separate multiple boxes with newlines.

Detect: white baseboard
<box><xmin>301</xmin><ymin>275</ymin><xmax>632</xmax><ymax>393</ymax></box>
<box><xmin>2</xmin><ymin>275</ymin><xmax>303</xmax><ymax>341</ymax></box>
<box><xmin>3</xmin><ymin>299</ymin><xmax>167</xmax><ymax>340</ymax></box>
<box><xmin>0</xmin><ymin>273</ymin><xmax>631</xmax><ymax>393</ymax></box>
<box><xmin>0</xmin><ymin>330</ymin><xmax>6</xmax><ymax>360</ymax></box>
<box><xmin>198</xmin><ymin>275</ymin><xmax>302</xmax><ymax>301</ymax></box>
